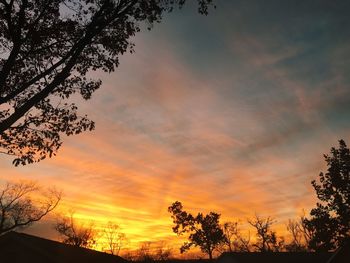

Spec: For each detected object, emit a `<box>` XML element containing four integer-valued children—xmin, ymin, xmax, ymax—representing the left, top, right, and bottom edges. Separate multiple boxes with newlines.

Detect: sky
<box><xmin>1</xmin><ymin>0</ymin><xmax>350</xmax><ymax>256</ymax></box>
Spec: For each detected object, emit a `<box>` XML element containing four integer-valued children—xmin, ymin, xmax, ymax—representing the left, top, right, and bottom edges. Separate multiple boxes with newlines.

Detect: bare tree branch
<box><xmin>0</xmin><ymin>180</ymin><xmax>61</xmax><ymax>235</ymax></box>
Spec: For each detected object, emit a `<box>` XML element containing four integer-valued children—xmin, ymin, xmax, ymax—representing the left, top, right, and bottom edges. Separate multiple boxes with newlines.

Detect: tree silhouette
<box><xmin>222</xmin><ymin>221</ymin><xmax>251</xmax><ymax>252</ymax></box>
<box><xmin>285</xmin><ymin>218</ymin><xmax>308</xmax><ymax>252</ymax></box>
<box><xmin>154</xmin><ymin>242</ymin><xmax>173</xmax><ymax>261</ymax></box>
<box><xmin>0</xmin><ymin>181</ymin><xmax>61</xmax><ymax>235</ymax></box>
<box><xmin>133</xmin><ymin>241</ymin><xmax>172</xmax><ymax>262</ymax></box>
<box><xmin>103</xmin><ymin>221</ymin><xmax>126</xmax><ymax>255</ymax></box>
<box><xmin>248</xmin><ymin>214</ymin><xmax>284</xmax><ymax>252</ymax></box>
<box><xmin>222</xmin><ymin>221</ymin><xmax>239</xmax><ymax>252</ymax></box>
<box><xmin>168</xmin><ymin>201</ymin><xmax>226</xmax><ymax>260</ymax></box>
<box><xmin>305</xmin><ymin>139</ymin><xmax>350</xmax><ymax>251</ymax></box>
<box><xmin>135</xmin><ymin>241</ymin><xmax>155</xmax><ymax>262</ymax></box>
<box><xmin>0</xmin><ymin>0</ymin><xmax>215</xmax><ymax>166</ymax></box>
<box><xmin>54</xmin><ymin>212</ymin><xmax>97</xmax><ymax>248</ymax></box>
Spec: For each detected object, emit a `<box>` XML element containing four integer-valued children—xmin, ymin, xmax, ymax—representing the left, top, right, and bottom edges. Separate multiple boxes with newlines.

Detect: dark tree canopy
<box><xmin>0</xmin><ymin>181</ymin><xmax>61</xmax><ymax>235</ymax></box>
<box><xmin>0</xmin><ymin>0</ymin><xmax>215</xmax><ymax>166</ymax></box>
<box><xmin>305</xmin><ymin>139</ymin><xmax>350</xmax><ymax>251</ymax></box>
<box><xmin>305</xmin><ymin>140</ymin><xmax>350</xmax><ymax>251</ymax></box>
<box><xmin>168</xmin><ymin>201</ymin><xmax>226</xmax><ymax>260</ymax></box>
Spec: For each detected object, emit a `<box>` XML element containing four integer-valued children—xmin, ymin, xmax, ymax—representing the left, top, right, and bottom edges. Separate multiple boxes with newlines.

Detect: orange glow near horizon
<box><xmin>0</xmin><ymin>130</ymin><xmax>323</xmax><ymax>256</ymax></box>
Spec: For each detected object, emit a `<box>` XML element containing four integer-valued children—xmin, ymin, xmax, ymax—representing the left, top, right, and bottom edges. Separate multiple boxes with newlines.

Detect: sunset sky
<box><xmin>1</xmin><ymin>0</ymin><xmax>350</xmax><ymax>256</ymax></box>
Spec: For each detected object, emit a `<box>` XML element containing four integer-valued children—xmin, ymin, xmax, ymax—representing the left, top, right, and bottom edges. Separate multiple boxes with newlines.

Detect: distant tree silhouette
<box><xmin>168</xmin><ymin>201</ymin><xmax>226</xmax><ymax>260</ymax></box>
<box><xmin>285</xmin><ymin>218</ymin><xmax>308</xmax><ymax>252</ymax></box>
<box><xmin>0</xmin><ymin>0</ymin><xmax>215</xmax><ymax>166</ymax></box>
<box><xmin>135</xmin><ymin>241</ymin><xmax>154</xmax><ymax>262</ymax></box>
<box><xmin>102</xmin><ymin>221</ymin><xmax>126</xmax><ymax>255</ymax></box>
<box><xmin>222</xmin><ymin>221</ymin><xmax>251</xmax><ymax>252</ymax></box>
<box><xmin>154</xmin><ymin>242</ymin><xmax>173</xmax><ymax>261</ymax></box>
<box><xmin>0</xmin><ymin>181</ymin><xmax>61</xmax><ymax>235</ymax></box>
<box><xmin>299</xmin><ymin>214</ymin><xmax>315</xmax><ymax>248</ymax></box>
<box><xmin>235</xmin><ymin>231</ymin><xmax>252</xmax><ymax>252</ymax></box>
<box><xmin>120</xmin><ymin>251</ymin><xmax>136</xmax><ymax>262</ymax></box>
<box><xmin>222</xmin><ymin>221</ymin><xmax>238</xmax><ymax>252</ymax></box>
<box><xmin>133</xmin><ymin>241</ymin><xmax>172</xmax><ymax>262</ymax></box>
<box><xmin>248</xmin><ymin>214</ymin><xmax>284</xmax><ymax>252</ymax></box>
<box><xmin>54</xmin><ymin>212</ymin><xmax>97</xmax><ymax>248</ymax></box>
<box><xmin>305</xmin><ymin>139</ymin><xmax>350</xmax><ymax>251</ymax></box>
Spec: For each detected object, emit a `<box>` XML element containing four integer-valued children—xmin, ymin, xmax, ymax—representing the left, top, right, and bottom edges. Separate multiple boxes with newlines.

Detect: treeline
<box><xmin>169</xmin><ymin>203</ymin><xmax>312</xmax><ymax>259</ymax></box>
<box><xmin>168</xmin><ymin>140</ymin><xmax>350</xmax><ymax>259</ymax></box>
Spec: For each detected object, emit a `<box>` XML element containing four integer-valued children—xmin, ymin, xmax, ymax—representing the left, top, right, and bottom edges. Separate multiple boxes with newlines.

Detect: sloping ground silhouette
<box><xmin>0</xmin><ymin>231</ymin><xmax>128</xmax><ymax>263</ymax></box>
